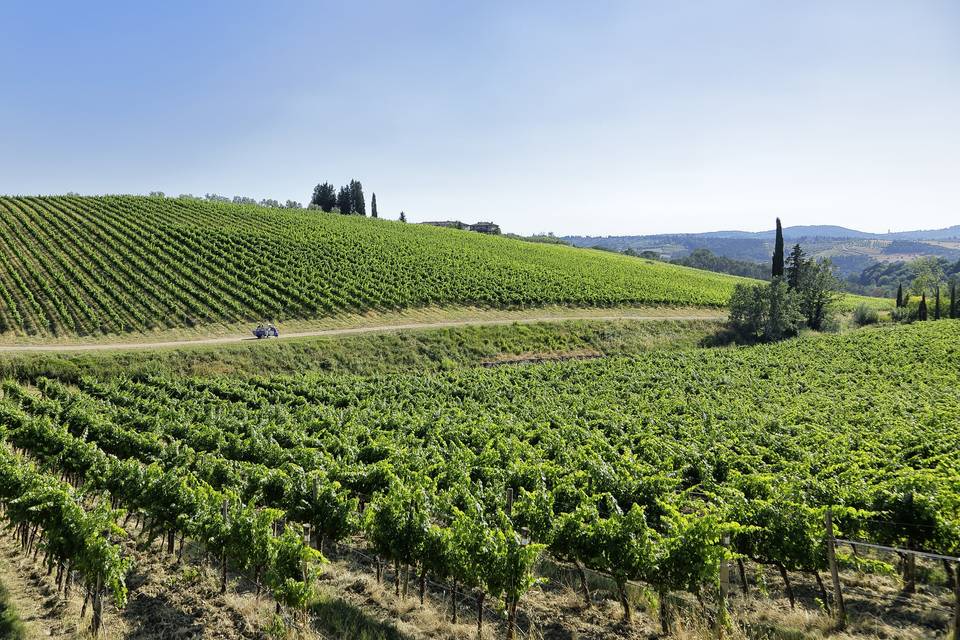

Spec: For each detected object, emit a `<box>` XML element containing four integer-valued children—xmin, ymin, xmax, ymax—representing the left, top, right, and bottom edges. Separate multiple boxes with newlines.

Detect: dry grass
<box><xmin>0</xmin><ymin>305</ymin><xmax>723</xmax><ymax>348</ymax></box>
<box><xmin>2</xmin><ymin>521</ymin><xmax>955</xmax><ymax>639</ymax></box>
<box><xmin>0</xmin><ymin>532</ymin><xmax>127</xmax><ymax>640</ymax></box>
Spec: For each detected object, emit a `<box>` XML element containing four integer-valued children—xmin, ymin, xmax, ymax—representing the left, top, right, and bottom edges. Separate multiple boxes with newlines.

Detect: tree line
<box><xmin>149</xmin><ymin>192</ymin><xmax>304</xmax><ymax>209</ymax></box>
<box><xmin>849</xmin><ymin>256</ymin><xmax>960</xmax><ymax>298</ymax></box>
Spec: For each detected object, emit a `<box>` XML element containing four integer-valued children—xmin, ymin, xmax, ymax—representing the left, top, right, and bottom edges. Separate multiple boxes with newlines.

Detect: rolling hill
<box><xmin>0</xmin><ymin>195</ymin><xmax>752</xmax><ymax>337</ymax></box>
<box><xmin>566</xmin><ymin>223</ymin><xmax>960</xmax><ymax>276</ymax></box>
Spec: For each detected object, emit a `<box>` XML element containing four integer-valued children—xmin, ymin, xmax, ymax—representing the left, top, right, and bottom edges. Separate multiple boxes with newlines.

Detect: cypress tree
<box><xmin>951</xmin><ymin>281</ymin><xmax>957</xmax><ymax>319</ymax></box>
<box><xmin>371</xmin><ymin>193</ymin><xmax>378</xmax><ymax>218</ymax></box>
<box><xmin>772</xmin><ymin>218</ymin><xmax>785</xmax><ymax>279</ymax></box>
<box><xmin>786</xmin><ymin>244</ymin><xmax>805</xmax><ymax>289</ymax></box>
<box><xmin>349</xmin><ymin>180</ymin><xmax>366</xmax><ymax>216</ymax></box>
<box><xmin>336</xmin><ymin>186</ymin><xmax>352</xmax><ymax>214</ymax></box>
<box><xmin>918</xmin><ymin>293</ymin><xmax>928</xmax><ymax>321</ymax></box>
<box><xmin>895</xmin><ymin>283</ymin><xmax>903</xmax><ymax>308</ymax></box>
<box><xmin>934</xmin><ymin>287</ymin><xmax>941</xmax><ymax>320</ymax></box>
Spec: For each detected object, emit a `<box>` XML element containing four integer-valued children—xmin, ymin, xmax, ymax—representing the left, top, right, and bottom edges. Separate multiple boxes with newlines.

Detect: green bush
<box><xmin>852</xmin><ymin>303</ymin><xmax>879</xmax><ymax>326</ymax></box>
<box><xmin>728</xmin><ymin>280</ymin><xmax>803</xmax><ymax>342</ymax></box>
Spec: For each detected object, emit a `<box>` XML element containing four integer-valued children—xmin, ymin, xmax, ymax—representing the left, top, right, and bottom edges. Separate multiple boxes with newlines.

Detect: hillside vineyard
<box><xmin>0</xmin><ymin>196</ymin><xmax>744</xmax><ymax>336</ymax></box>
<box><xmin>1</xmin><ymin>321</ymin><xmax>958</xmax><ymax>624</ymax></box>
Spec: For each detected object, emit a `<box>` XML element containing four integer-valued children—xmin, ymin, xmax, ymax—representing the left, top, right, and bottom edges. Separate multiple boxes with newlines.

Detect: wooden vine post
<box><xmin>91</xmin><ymin>572</ymin><xmax>103</xmax><ymax>637</ymax></box>
<box><xmin>221</xmin><ymin>499</ymin><xmax>229</xmax><ymax>594</ymax></box>
<box><xmin>716</xmin><ymin>534</ymin><xmax>730</xmax><ymax>639</ymax></box>
<box><xmin>311</xmin><ymin>478</ymin><xmax>320</xmax><ymax>551</ymax></box>
<box><xmin>303</xmin><ymin>523</ymin><xmax>312</xmax><ymax>578</ymax></box>
<box><xmin>824</xmin><ymin>509</ymin><xmax>846</xmax><ymax>628</ymax></box>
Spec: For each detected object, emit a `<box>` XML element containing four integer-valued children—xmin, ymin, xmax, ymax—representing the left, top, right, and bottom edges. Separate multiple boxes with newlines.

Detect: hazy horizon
<box><xmin>2</xmin><ymin>1</ymin><xmax>958</xmax><ymax>236</ymax></box>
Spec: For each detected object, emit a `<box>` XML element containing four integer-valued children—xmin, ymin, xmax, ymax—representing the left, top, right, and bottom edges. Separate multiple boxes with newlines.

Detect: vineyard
<box><xmin>0</xmin><ymin>195</ymin><xmax>750</xmax><ymax>337</ymax></box>
<box><xmin>0</xmin><ymin>320</ymin><xmax>958</xmax><ymax>637</ymax></box>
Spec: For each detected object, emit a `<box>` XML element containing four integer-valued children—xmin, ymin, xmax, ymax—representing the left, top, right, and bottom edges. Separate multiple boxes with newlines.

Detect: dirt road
<box><xmin>0</xmin><ymin>312</ymin><xmax>724</xmax><ymax>353</ymax></box>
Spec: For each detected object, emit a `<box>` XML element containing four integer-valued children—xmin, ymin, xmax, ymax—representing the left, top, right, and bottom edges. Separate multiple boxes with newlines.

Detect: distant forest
<box><xmin>670</xmin><ymin>248</ymin><xmax>770</xmax><ymax>280</ymax></box>
<box><xmin>615</xmin><ymin>247</ymin><xmax>958</xmax><ymax>299</ymax></box>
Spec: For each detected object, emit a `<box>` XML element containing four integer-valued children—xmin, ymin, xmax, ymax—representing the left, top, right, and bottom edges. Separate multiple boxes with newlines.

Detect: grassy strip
<box><xmin>0</xmin><ymin>318</ymin><xmax>724</xmax><ymax>379</ymax></box>
<box><xmin>0</xmin><ymin>581</ymin><xmax>25</xmax><ymax>640</ymax></box>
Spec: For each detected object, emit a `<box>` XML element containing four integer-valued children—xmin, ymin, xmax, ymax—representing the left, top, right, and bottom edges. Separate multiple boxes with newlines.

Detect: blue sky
<box><xmin>1</xmin><ymin>1</ymin><xmax>957</xmax><ymax>235</ymax></box>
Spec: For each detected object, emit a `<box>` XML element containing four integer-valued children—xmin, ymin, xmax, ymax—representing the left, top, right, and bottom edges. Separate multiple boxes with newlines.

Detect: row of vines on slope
<box><xmin>0</xmin><ymin>195</ymin><xmax>744</xmax><ymax>336</ymax></box>
<box><xmin>0</xmin><ymin>321</ymin><xmax>957</xmax><ymax>634</ymax></box>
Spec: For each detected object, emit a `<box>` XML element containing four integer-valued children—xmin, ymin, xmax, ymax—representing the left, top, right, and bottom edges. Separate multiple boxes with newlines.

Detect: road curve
<box><xmin>0</xmin><ymin>313</ymin><xmax>725</xmax><ymax>353</ymax></box>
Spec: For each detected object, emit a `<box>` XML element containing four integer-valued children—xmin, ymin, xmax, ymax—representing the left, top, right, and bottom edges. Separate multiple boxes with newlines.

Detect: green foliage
<box><xmin>310</xmin><ymin>182</ymin><xmax>336</xmax><ymax>212</ymax></box>
<box><xmin>349</xmin><ymin>180</ymin><xmax>366</xmax><ymax>216</ymax></box>
<box><xmin>772</xmin><ymin>218</ymin><xmax>785</xmax><ymax>279</ymax></box>
<box><xmin>786</xmin><ymin>244</ymin><xmax>805</xmax><ymax>290</ymax></box>
<box><xmin>853</xmin><ymin>256</ymin><xmax>960</xmax><ymax>298</ymax></box>
<box><xmin>852</xmin><ymin>303</ymin><xmax>879</xmax><ymax>326</ymax></box>
<box><xmin>794</xmin><ymin>259</ymin><xmax>842</xmax><ymax>330</ymax></box>
<box><xmin>645</xmin><ymin>502</ymin><xmax>729</xmax><ymax>595</ymax></box>
<box><xmin>0</xmin><ymin>195</ymin><xmax>751</xmax><ymax>337</ymax></box>
<box><xmin>671</xmin><ymin>248</ymin><xmax>770</xmax><ymax>280</ymax></box>
<box><xmin>2</xmin><ymin>320</ymin><xmax>959</xmax><ymax>624</ymax></box>
<box><xmin>910</xmin><ymin>257</ymin><xmax>946</xmax><ymax>296</ymax></box>
<box><xmin>267</xmin><ymin>524</ymin><xmax>323</xmax><ymax>610</ymax></box>
<box><xmin>365</xmin><ymin>483</ymin><xmax>430</xmax><ymax>572</ymax></box>
<box><xmin>728</xmin><ymin>280</ymin><xmax>803</xmax><ymax>342</ymax></box>
<box><xmin>0</xmin><ymin>447</ymin><xmax>130</xmax><ymax>608</ymax></box>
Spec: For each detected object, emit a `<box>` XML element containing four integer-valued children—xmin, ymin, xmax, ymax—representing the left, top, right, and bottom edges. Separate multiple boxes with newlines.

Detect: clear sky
<box><xmin>2</xmin><ymin>1</ymin><xmax>957</xmax><ymax>235</ymax></box>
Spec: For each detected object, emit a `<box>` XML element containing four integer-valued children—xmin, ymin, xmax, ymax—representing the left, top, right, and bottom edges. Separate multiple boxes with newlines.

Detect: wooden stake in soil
<box><xmin>302</xmin><ymin>524</ymin><xmax>311</xmax><ymax>583</ymax></box>
<box><xmin>91</xmin><ymin>572</ymin><xmax>103</xmax><ymax>637</ymax></box>
<box><xmin>221</xmin><ymin>499</ymin><xmax>229</xmax><ymax>594</ymax></box>
<box><xmin>825</xmin><ymin>509</ymin><xmax>846</xmax><ymax>628</ymax></box>
<box><xmin>717</xmin><ymin>534</ymin><xmax>730</xmax><ymax>638</ymax></box>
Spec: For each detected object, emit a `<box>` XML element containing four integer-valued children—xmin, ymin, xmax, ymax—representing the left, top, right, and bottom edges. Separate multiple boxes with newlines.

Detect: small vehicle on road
<box><xmin>252</xmin><ymin>323</ymin><xmax>279</xmax><ymax>339</ymax></box>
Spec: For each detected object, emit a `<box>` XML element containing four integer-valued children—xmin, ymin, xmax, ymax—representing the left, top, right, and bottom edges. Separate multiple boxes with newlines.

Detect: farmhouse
<box><xmin>421</xmin><ymin>220</ymin><xmax>501</xmax><ymax>235</ymax></box>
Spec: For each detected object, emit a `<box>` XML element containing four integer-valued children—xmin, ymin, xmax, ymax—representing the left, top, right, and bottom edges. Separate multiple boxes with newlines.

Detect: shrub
<box><xmin>852</xmin><ymin>303</ymin><xmax>879</xmax><ymax>327</ymax></box>
<box><xmin>728</xmin><ymin>281</ymin><xmax>802</xmax><ymax>342</ymax></box>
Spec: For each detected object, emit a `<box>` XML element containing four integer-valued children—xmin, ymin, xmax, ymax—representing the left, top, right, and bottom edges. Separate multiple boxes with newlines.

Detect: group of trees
<box><xmin>310</xmin><ymin>180</ymin><xmax>378</xmax><ymax>217</ymax></box>
<box><xmin>150</xmin><ymin>192</ymin><xmax>303</xmax><ymax>209</ymax></box>
<box><xmin>848</xmin><ymin>256</ymin><xmax>960</xmax><ymax>297</ymax></box>
<box><xmin>729</xmin><ymin>219</ymin><xmax>841</xmax><ymax>341</ymax></box>
<box><xmin>894</xmin><ymin>279</ymin><xmax>958</xmax><ymax>322</ymax></box>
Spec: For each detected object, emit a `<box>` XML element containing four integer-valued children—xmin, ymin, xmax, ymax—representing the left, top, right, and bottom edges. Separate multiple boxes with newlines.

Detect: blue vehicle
<box><xmin>252</xmin><ymin>323</ymin><xmax>279</xmax><ymax>339</ymax></box>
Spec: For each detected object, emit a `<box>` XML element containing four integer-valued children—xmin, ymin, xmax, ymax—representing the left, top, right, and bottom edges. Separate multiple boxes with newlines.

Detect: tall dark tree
<box><xmin>371</xmin><ymin>193</ymin><xmax>378</xmax><ymax>218</ymax></box>
<box><xmin>349</xmin><ymin>180</ymin><xmax>366</xmax><ymax>216</ymax></box>
<box><xmin>311</xmin><ymin>182</ymin><xmax>337</xmax><ymax>212</ymax></box>
<box><xmin>786</xmin><ymin>244</ymin><xmax>806</xmax><ymax>290</ymax></box>
<box><xmin>951</xmin><ymin>281</ymin><xmax>957</xmax><ymax>319</ymax></box>
<box><xmin>336</xmin><ymin>186</ymin><xmax>352</xmax><ymax>214</ymax></box>
<box><xmin>399</xmin><ymin>211</ymin><xmax>407</xmax><ymax>223</ymax></box>
<box><xmin>896</xmin><ymin>283</ymin><xmax>903</xmax><ymax>308</ymax></box>
<box><xmin>918</xmin><ymin>293</ymin><xmax>928</xmax><ymax>321</ymax></box>
<box><xmin>772</xmin><ymin>218</ymin><xmax>785</xmax><ymax>279</ymax></box>
<box><xmin>934</xmin><ymin>287</ymin><xmax>941</xmax><ymax>320</ymax></box>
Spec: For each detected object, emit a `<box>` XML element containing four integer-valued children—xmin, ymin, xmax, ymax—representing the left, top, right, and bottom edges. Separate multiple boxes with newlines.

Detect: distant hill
<box><xmin>0</xmin><ymin>195</ymin><xmax>751</xmax><ymax>337</ymax></box>
<box><xmin>564</xmin><ymin>223</ymin><xmax>960</xmax><ymax>276</ymax></box>
<box><xmin>694</xmin><ymin>225</ymin><xmax>877</xmax><ymax>240</ymax></box>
